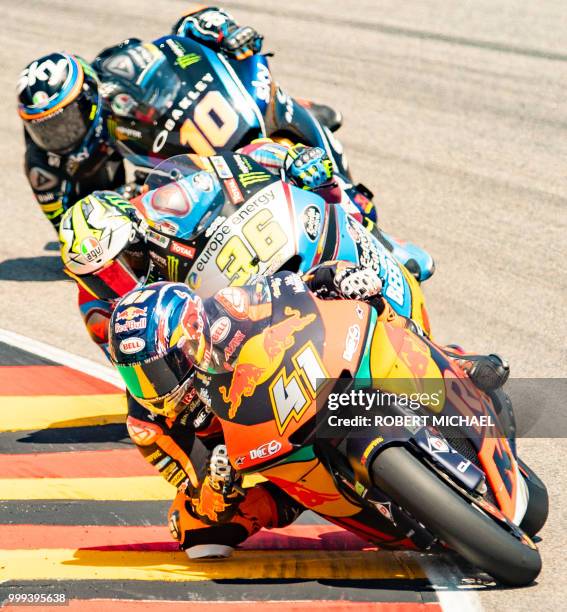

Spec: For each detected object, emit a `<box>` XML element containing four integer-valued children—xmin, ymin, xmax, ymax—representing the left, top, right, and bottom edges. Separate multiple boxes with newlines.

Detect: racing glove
<box><xmin>174</xmin><ymin>8</ymin><xmax>263</xmax><ymax>60</ymax></box>
<box><xmin>304</xmin><ymin>261</ymin><xmax>382</xmax><ymax>301</ymax></box>
<box><xmin>284</xmin><ymin>144</ymin><xmax>334</xmax><ymax>191</ymax></box>
<box><xmin>221</xmin><ymin>25</ymin><xmax>263</xmax><ymax>60</ymax></box>
<box><xmin>208</xmin><ymin>444</ymin><xmax>244</xmax><ymax>496</ymax></box>
<box><xmin>193</xmin><ymin>444</ymin><xmax>244</xmax><ymax>524</ymax></box>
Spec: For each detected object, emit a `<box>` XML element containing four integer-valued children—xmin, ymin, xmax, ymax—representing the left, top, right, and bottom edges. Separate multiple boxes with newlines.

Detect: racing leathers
<box><xmin>79</xmin><ymin>262</ymin><xmax>381</xmax><ymax>554</ymax></box>
<box><xmin>24</xmin><ymin>5</ymin><xmax>343</xmax><ymax>231</ymax></box>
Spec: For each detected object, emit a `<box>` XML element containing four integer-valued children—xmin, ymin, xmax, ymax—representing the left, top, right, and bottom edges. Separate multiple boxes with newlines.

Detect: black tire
<box><xmin>371</xmin><ymin>446</ymin><xmax>541</xmax><ymax>586</ymax></box>
<box><xmin>518</xmin><ymin>458</ymin><xmax>549</xmax><ymax>537</ymax></box>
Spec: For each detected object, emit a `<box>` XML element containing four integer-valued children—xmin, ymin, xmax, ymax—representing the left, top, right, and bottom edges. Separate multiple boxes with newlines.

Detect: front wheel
<box><xmin>518</xmin><ymin>458</ymin><xmax>549</xmax><ymax>537</ymax></box>
<box><xmin>371</xmin><ymin>446</ymin><xmax>541</xmax><ymax>586</ymax></box>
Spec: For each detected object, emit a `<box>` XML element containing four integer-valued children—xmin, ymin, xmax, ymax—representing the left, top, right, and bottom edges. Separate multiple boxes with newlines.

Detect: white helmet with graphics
<box><xmin>59</xmin><ymin>191</ymin><xmax>147</xmax><ymax>299</ymax></box>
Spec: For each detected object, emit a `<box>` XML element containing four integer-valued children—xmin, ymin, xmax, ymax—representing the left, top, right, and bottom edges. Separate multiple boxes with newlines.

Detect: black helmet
<box><xmin>17</xmin><ymin>52</ymin><xmax>101</xmax><ymax>154</ymax></box>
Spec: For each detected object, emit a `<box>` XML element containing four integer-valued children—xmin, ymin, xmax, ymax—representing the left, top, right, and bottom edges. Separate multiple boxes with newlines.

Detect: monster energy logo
<box><xmin>176</xmin><ymin>54</ymin><xmax>201</xmax><ymax>69</ymax></box>
<box><xmin>167</xmin><ymin>256</ymin><xmax>179</xmax><ymax>282</ymax></box>
<box><xmin>239</xmin><ymin>171</ymin><xmax>272</xmax><ymax>187</ymax></box>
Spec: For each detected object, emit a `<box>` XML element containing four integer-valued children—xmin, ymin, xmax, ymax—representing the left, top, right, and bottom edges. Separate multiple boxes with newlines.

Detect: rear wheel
<box><xmin>371</xmin><ymin>446</ymin><xmax>541</xmax><ymax>586</ymax></box>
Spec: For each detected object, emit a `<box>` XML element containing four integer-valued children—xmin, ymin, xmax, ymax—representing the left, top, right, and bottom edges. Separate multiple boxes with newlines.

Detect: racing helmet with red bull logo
<box><xmin>59</xmin><ymin>191</ymin><xmax>148</xmax><ymax>300</ymax></box>
<box><xmin>109</xmin><ymin>282</ymin><xmax>212</xmax><ymax>419</ymax></box>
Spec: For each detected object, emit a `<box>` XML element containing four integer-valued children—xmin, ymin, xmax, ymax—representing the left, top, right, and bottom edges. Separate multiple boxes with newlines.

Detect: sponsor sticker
<box><xmin>251</xmin><ymin>63</ymin><xmax>272</xmax><ymax>104</ymax></box>
<box><xmin>224</xmin><ymin>178</ymin><xmax>244</xmax><ymax>205</ymax></box>
<box><xmin>372</xmin><ymin>501</ymin><xmax>394</xmax><ymax>523</ymax></box>
<box><xmin>165</xmin><ymin>38</ymin><xmax>185</xmax><ymax>58</ymax></box>
<box><xmin>224</xmin><ymin>330</ymin><xmax>246</xmax><ymax>361</ymax></box>
<box><xmin>343</xmin><ymin>324</ymin><xmax>361</xmax><ymax>361</ymax></box>
<box><xmin>80</xmin><ymin>237</ymin><xmax>103</xmax><ymax>262</ymax></box>
<box><xmin>167</xmin><ymin>255</ymin><xmax>179</xmax><ymax>282</ymax></box>
<box><xmin>155</xmin><ymin>220</ymin><xmax>179</xmax><ymax>236</ymax></box>
<box><xmin>150</xmin><ymin>251</ymin><xmax>167</xmax><ymax>267</ymax></box>
<box><xmin>192</xmin><ymin>172</ymin><xmax>214</xmax><ymax>193</ymax></box>
<box><xmin>126</xmin><ymin>416</ymin><xmax>163</xmax><ymax>446</ymax></box>
<box><xmin>119</xmin><ymin>337</ymin><xmax>146</xmax><ymax>354</ymax></box>
<box><xmin>152</xmin><ymin>73</ymin><xmax>214</xmax><ymax>153</ymax></box>
<box><xmin>170</xmin><ymin>241</ymin><xmax>196</xmax><ymax>259</ymax></box>
<box><xmin>302</xmin><ymin>205</ymin><xmax>321</xmax><ymax>241</ymax></box>
<box><xmin>238</xmin><ymin>171</ymin><xmax>272</xmax><ymax>188</ymax></box>
<box><xmin>17</xmin><ymin>57</ymin><xmax>69</xmax><ymax>94</ymax></box>
<box><xmin>210</xmin><ymin>316</ymin><xmax>231</xmax><ymax>344</ymax></box>
<box><xmin>176</xmin><ymin>53</ymin><xmax>201</xmax><ymax>69</ymax></box>
<box><xmin>187</xmin><ymin>271</ymin><xmax>201</xmax><ymax>289</ymax></box>
<box><xmin>249</xmin><ymin>439</ymin><xmax>282</xmax><ymax>460</ymax></box>
<box><xmin>29</xmin><ymin>167</ymin><xmax>58</xmax><ymax>191</ymax></box>
<box><xmin>234</xmin><ymin>154</ymin><xmax>252</xmax><ymax>174</ymax></box>
<box><xmin>114</xmin><ymin>306</ymin><xmax>147</xmax><ymax>333</ymax></box>
<box><xmin>211</xmin><ymin>156</ymin><xmax>233</xmax><ymax>179</ymax></box>
<box><xmin>283</xmin><ymin>274</ymin><xmax>306</xmax><ymax>294</ymax></box>
<box><xmin>205</xmin><ymin>215</ymin><xmax>226</xmax><ymax>237</ymax></box>
<box><xmin>427</xmin><ymin>433</ymin><xmax>450</xmax><ymax>453</ymax></box>
<box><xmin>32</xmin><ymin>91</ymin><xmax>49</xmax><ymax>105</ymax></box>
<box><xmin>115</xmin><ymin>125</ymin><xmax>142</xmax><ymax>140</ymax></box>
<box><xmin>216</xmin><ymin>287</ymin><xmax>249</xmax><ymax>319</ymax></box>
<box><xmin>360</xmin><ymin>436</ymin><xmax>384</xmax><ymax>466</ymax></box>
<box><xmin>270</xmin><ymin>277</ymin><xmax>282</xmax><ymax>298</ymax></box>
<box><xmin>147</xmin><ymin>229</ymin><xmax>170</xmax><ymax>248</ymax></box>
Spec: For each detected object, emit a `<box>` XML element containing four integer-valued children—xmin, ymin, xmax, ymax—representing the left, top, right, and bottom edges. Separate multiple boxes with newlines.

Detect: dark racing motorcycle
<box><xmin>195</xmin><ymin>273</ymin><xmax>547</xmax><ymax>586</ymax></box>
<box><xmin>96</xmin><ymin>34</ymin><xmax>349</xmax><ymax>174</ymax></box>
<box><xmin>131</xmin><ymin>153</ymin><xmax>434</xmax><ymax>329</ymax></box>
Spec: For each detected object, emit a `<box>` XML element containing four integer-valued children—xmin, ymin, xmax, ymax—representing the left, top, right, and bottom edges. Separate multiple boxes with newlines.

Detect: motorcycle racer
<box><xmin>106</xmin><ymin>264</ymin><xmax>389</xmax><ymax>556</ymax></box>
<box><xmin>107</xmin><ymin>265</ymin><xmax>510</xmax><ymax>554</ymax></box>
<box><xmin>56</xmin><ymin>169</ymin><xmax>379</xmax><ymax>557</ymax></box>
<box><xmin>171</xmin><ymin>6</ymin><xmax>342</xmax><ymax>131</ymax></box>
<box><xmin>17</xmin><ymin>5</ymin><xmax>342</xmax><ymax>231</ymax></box>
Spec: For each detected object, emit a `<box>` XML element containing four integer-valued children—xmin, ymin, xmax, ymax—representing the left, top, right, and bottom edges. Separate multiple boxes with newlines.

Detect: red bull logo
<box><xmin>116</xmin><ymin>306</ymin><xmax>147</xmax><ymax>321</ymax></box>
<box><xmin>114</xmin><ymin>306</ymin><xmax>147</xmax><ymax>333</ymax></box>
<box><xmin>219</xmin><ymin>307</ymin><xmax>316</xmax><ymax>419</ymax></box>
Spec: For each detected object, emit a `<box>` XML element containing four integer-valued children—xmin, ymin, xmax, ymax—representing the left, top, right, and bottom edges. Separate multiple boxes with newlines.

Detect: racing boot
<box><xmin>446</xmin><ymin>348</ymin><xmax>510</xmax><ymax>392</ymax></box>
<box><xmin>168</xmin><ymin>483</ymin><xmax>303</xmax><ymax>560</ymax></box>
<box><xmin>296</xmin><ymin>98</ymin><xmax>343</xmax><ymax>132</ymax></box>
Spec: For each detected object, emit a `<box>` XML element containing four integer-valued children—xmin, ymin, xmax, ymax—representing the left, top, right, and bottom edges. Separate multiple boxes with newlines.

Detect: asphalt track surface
<box><xmin>0</xmin><ymin>0</ymin><xmax>565</xmax><ymax>609</ymax></box>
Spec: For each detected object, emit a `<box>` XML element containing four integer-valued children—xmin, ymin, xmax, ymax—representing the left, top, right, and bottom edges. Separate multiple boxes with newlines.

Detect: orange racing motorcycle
<box><xmin>198</xmin><ymin>281</ymin><xmax>547</xmax><ymax>586</ymax></box>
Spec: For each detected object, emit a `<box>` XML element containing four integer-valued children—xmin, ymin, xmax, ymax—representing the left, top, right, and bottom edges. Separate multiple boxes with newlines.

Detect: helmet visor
<box><xmin>115</xmin><ymin>344</ymin><xmax>195</xmax><ymax>417</ymax></box>
<box><xmin>65</xmin><ymin>252</ymin><xmax>139</xmax><ymax>301</ymax></box>
<box><xmin>24</xmin><ymin>99</ymin><xmax>90</xmax><ymax>153</ymax></box>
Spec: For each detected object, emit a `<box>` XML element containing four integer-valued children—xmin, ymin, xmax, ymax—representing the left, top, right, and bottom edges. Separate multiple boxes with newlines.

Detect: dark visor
<box><xmin>116</xmin><ymin>342</ymin><xmax>195</xmax><ymax>402</ymax></box>
<box><xmin>25</xmin><ymin>100</ymin><xmax>90</xmax><ymax>153</ymax></box>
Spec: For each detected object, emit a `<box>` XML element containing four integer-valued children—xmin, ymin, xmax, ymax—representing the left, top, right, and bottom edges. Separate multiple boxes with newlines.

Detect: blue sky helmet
<box><xmin>18</xmin><ymin>53</ymin><xmax>102</xmax><ymax>154</ymax></box>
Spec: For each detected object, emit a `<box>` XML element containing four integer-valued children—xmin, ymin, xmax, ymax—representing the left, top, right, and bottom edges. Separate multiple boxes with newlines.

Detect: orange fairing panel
<box><xmin>220</xmin><ymin>298</ymin><xmax>372</xmax><ymax>472</ymax></box>
<box><xmin>478</xmin><ymin>436</ymin><xmax>518</xmax><ymax>521</ymax></box>
<box><xmin>264</xmin><ymin>459</ymin><xmax>361</xmax><ymax>517</ymax></box>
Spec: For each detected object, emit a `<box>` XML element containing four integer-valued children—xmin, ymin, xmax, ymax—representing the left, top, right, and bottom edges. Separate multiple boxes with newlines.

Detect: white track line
<box><xmin>0</xmin><ymin>328</ymin><xmax>483</xmax><ymax>610</ymax></box>
<box><xmin>0</xmin><ymin>328</ymin><xmax>124</xmax><ymax>389</ymax></box>
<box><xmin>415</xmin><ymin>553</ymin><xmax>484</xmax><ymax>612</ymax></box>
